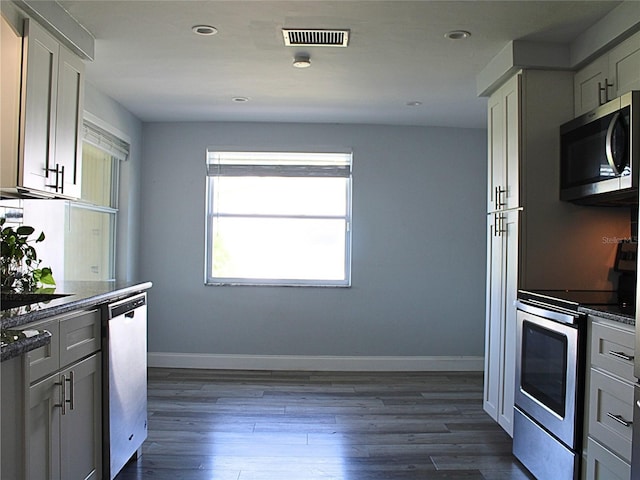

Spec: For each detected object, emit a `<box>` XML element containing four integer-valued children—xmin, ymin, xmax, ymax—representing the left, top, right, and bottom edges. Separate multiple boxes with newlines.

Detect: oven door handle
<box><xmin>516</xmin><ymin>299</ymin><xmax>583</xmax><ymax>325</ymax></box>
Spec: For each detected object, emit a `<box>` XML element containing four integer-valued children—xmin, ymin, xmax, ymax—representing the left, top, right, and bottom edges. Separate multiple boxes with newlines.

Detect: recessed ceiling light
<box><xmin>293</xmin><ymin>54</ymin><xmax>311</xmax><ymax>68</ymax></box>
<box><xmin>406</xmin><ymin>101</ymin><xmax>422</xmax><ymax>107</ymax></box>
<box><xmin>232</xmin><ymin>97</ymin><xmax>250</xmax><ymax>103</ymax></box>
<box><xmin>445</xmin><ymin>30</ymin><xmax>471</xmax><ymax>40</ymax></box>
<box><xmin>192</xmin><ymin>25</ymin><xmax>218</xmax><ymax>36</ymax></box>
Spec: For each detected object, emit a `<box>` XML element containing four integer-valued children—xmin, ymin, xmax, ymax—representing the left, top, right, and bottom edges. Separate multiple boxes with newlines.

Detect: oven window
<box><xmin>521</xmin><ymin>321</ymin><xmax>568</xmax><ymax>417</ymax></box>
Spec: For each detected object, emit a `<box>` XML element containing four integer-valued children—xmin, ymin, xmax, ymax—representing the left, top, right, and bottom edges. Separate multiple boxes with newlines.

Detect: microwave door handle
<box><xmin>605</xmin><ymin>111</ymin><xmax>622</xmax><ymax>175</ymax></box>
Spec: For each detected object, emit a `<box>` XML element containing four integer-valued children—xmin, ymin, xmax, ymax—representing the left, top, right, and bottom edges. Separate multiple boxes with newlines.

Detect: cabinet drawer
<box><xmin>586</xmin><ymin>437</ymin><xmax>630</xmax><ymax>480</ymax></box>
<box><xmin>591</xmin><ymin>322</ymin><xmax>635</xmax><ymax>383</ymax></box>
<box><xmin>59</xmin><ymin>309</ymin><xmax>100</xmax><ymax>368</ymax></box>
<box><xmin>21</xmin><ymin>319</ymin><xmax>60</xmax><ymax>383</ymax></box>
<box><xmin>589</xmin><ymin>369</ymin><xmax>633</xmax><ymax>462</ymax></box>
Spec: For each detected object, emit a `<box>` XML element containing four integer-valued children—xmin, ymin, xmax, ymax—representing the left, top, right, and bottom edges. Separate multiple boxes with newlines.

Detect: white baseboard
<box><xmin>147</xmin><ymin>352</ymin><xmax>484</xmax><ymax>372</ymax></box>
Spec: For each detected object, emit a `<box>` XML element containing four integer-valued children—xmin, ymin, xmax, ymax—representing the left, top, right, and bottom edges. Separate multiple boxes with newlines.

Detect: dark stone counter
<box><xmin>1</xmin><ymin>280</ymin><xmax>152</xmax><ymax>362</ymax></box>
<box><xmin>580</xmin><ymin>305</ymin><xmax>635</xmax><ymax>326</ymax></box>
<box><xmin>0</xmin><ymin>328</ymin><xmax>51</xmax><ymax>362</ymax></box>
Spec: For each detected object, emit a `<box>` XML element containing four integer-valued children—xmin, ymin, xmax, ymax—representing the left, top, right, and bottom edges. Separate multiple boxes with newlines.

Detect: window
<box><xmin>205</xmin><ymin>150</ymin><xmax>352</xmax><ymax>286</ymax></box>
<box><xmin>64</xmin><ymin>121</ymin><xmax>128</xmax><ymax>281</ymax></box>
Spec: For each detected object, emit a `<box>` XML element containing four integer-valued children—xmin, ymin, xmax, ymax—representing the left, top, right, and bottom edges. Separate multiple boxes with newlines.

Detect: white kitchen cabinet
<box><xmin>483</xmin><ymin>69</ymin><xmax>577</xmax><ymax>437</ymax></box>
<box><xmin>20</xmin><ymin>309</ymin><xmax>102</xmax><ymax>480</ymax></box>
<box><xmin>1</xmin><ymin>18</ymin><xmax>84</xmax><ymax>198</ymax></box>
<box><xmin>484</xmin><ymin>207</ymin><xmax>519</xmax><ymax>435</ymax></box>
<box><xmin>483</xmin><ymin>74</ymin><xmax>521</xmax><ymax>436</ymax></box>
<box><xmin>574</xmin><ymin>30</ymin><xmax>640</xmax><ymax>117</ymax></box>
<box><xmin>584</xmin><ymin>316</ymin><xmax>634</xmax><ymax>480</ymax></box>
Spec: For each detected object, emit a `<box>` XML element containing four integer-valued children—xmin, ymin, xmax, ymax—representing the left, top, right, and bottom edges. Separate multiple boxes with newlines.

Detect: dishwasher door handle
<box><xmin>125</xmin><ymin>311</ymin><xmax>135</xmax><ymax>319</ymax></box>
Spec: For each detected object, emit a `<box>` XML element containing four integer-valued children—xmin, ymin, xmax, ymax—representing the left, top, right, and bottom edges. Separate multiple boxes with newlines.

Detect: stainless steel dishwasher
<box><xmin>103</xmin><ymin>292</ymin><xmax>148</xmax><ymax>479</ymax></box>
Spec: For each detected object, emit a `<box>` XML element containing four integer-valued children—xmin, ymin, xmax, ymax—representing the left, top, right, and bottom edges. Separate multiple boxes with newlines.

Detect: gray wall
<box><xmin>84</xmin><ymin>81</ymin><xmax>143</xmax><ymax>282</ymax></box>
<box><xmin>140</xmin><ymin>122</ymin><xmax>487</xmax><ymax>360</ymax></box>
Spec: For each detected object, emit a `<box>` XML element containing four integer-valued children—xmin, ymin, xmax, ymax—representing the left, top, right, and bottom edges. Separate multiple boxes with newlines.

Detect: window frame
<box><xmin>204</xmin><ymin>149</ymin><xmax>353</xmax><ymax>287</ymax></box>
<box><xmin>63</xmin><ymin>116</ymin><xmax>127</xmax><ymax>282</ymax></box>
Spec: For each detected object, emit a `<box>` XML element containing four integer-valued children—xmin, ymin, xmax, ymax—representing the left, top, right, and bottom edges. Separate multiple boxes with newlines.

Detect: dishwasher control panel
<box><xmin>109</xmin><ymin>294</ymin><xmax>146</xmax><ymax>318</ymax></box>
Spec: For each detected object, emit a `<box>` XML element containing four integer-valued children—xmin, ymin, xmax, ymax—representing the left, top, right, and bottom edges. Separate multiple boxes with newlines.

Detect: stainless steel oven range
<box><xmin>513</xmin><ymin>290</ymin><xmax>621</xmax><ymax>480</ymax></box>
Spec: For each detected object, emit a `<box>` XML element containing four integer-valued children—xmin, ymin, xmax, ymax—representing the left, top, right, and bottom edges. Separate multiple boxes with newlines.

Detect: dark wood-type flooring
<box><xmin>115</xmin><ymin>369</ymin><xmax>534</xmax><ymax>480</ymax></box>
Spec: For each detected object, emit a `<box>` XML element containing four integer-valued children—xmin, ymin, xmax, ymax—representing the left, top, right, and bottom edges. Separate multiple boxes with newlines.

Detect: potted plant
<box><xmin>0</xmin><ymin>218</ymin><xmax>55</xmax><ymax>293</ymax></box>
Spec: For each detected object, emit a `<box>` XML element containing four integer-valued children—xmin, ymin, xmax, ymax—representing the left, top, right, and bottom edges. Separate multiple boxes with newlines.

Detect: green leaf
<box><xmin>16</xmin><ymin>226</ymin><xmax>35</xmax><ymax>236</ymax></box>
<box><xmin>35</xmin><ymin>287</ymin><xmax>56</xmax><ymax>294</ymax></box>
<box><xmin>38</xmin><ymin>268</ymin><xmax>55</xmax><ymax>286</ymax></box>
<box><xmin>36</xmin><ymin>232</ymin><xmax>45</xmax><ymax>242</ymax></box>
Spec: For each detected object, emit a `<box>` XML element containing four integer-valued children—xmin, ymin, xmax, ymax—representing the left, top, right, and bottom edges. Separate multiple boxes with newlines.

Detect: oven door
<box><xmin>515</xmin><ymin>308</ymin><xmax>581</xmax><ymax>449</ymax></box>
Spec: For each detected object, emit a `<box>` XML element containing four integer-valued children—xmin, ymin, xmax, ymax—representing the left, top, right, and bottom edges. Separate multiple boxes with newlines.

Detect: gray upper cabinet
<box><xmin>53</xmin><ymin>46</ymin><xmax>84</xmax><ymax>199</ymax></box>
<box><xmin>574</xmin><ymin>31</ymin><xmax>640</xmax><ymax>117</ymax></box>
<box><xmin>4</xmin><ymin>18</ymin><xmax>84</xmax><ymax>198</ymax></box>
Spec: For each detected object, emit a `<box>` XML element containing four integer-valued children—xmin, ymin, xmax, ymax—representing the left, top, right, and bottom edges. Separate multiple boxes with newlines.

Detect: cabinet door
<box><xmin>502</xmin><ymin>76</ymin><xmax>520</xmax><ymax>210</ymax></box>
<box><xmin>483</xmin><ymin>210</ymin><xmax>519</xmax><ymax>436</ymax></box>
<box><xmin>487</xmin><ymin>75</ymin><xmax>520</xmax><ymax>212</ymax></box>
<box><xmin>59</xmin><ymin>309</ymin><xmax>100</xmax><ymax>368</ymax></box>
<box><xmin>24</xmin><ymin>319</ymin><xmax>60</xmax><ymax>383</ymax></box>
<box><xmin>483</xmin><ymin>212</ymin><xmax>504</xmax><ymax>422</ymax></box>
<box><xmin>497</xmin><ymin>209</ymin><xmax>518</xmax><ymax>436</ymax></box>
<box><xmin>609</xmin><ymin>31</ymin><xmax>640</xmax><ymax>99</ymax></box>
<box><xmin>28</xmin><ymin>373</ymin><xmax>62</xmax><ymax>480</ymax></box>
<box><xmin>587</xmin><ymin>437</ymin><xmax>631</xmax><ymax>480</ymax></box>
<box><xmin>589</xmin><ymin>369</ymin><xmax>633</xmax><ymax>462</ymax></box>
<box><xmin>55</xmin><ymin>46</ymin><xmax>84</xmax><ymax>199</ymax></box>
<box><xmin>574</xmin><ymin>56</ymin><xmax>608</xmax><ymax>117</ymax></box>
<box><xmin>20</xmin><ymin>19</ymin><xmax>58</xmax><ymax>194</ymax></box>
<box><xmin>487</xmin><ymin>92</ymin><xmax>505</xmax><ymax>212</ymax></box>
<box><xmin>59</xmin><ymin>354</ymin><xmax>102</xmax><ymax>480</ymax></box>
<box><xmin>591</xmin><ymin>321</ymin><xmax>635</xmax><ymax>384</ymax></box>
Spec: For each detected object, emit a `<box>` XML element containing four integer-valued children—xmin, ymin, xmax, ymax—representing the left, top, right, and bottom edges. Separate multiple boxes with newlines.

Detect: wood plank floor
<box><xmin>115</xmin><ymin>369</ymin><xmax>534</xmax><ymax>480</ymax></box>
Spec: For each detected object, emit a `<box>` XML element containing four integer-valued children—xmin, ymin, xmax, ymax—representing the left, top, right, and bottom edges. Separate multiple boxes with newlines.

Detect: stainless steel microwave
<box><xmin>560</xmin><ymin>90</ymin><xmax>639</xmax><ymax>204</ymax></box>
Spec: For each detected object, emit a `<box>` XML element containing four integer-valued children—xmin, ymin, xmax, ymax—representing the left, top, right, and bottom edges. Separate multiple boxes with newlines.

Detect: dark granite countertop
<box><xmin>580</xmin><ymin>305</ymin><xmax>636</xmax><ymax>326</ymax></box>
<box><xmin>0</xmin><ymin>328</ymin><xmax>52</xmax><ymax>362</ymax></box>
<box><xmin>1</xmin><ymin>280</ymin><xmax>152</xmax><ymax>362</ymax></box>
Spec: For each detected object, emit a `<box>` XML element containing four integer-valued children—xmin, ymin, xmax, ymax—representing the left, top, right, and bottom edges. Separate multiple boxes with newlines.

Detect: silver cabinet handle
<box><xmin>608</xmin><ymin>350</ymin><xmax>634</xmax><ymax>362</ymax></box>
<box><xmin>607</xmin><ymin>412</ymin><xmax>632</xmax><ymax>427</ymax></box>
<box><xmin>67</xmin><ymin>370</ymin><xmax>75</xmax><ymax>411</ymax></box>
<box><xmin>598</xmin><ymin>79</ymin><xmax>614</xmax><ymax>105</ymax></box>
<box><xmin>495</xmin><ymin>186</ymin><xmax>507</xmax><ymax>209</ymax></box>
<box><xmin>495</xmin><ymin>213</ymin><xmax>507</xmax><ymax>237</ymax></box>
<box><xmin>55</xmin><ymin>374</ymin><xmax>67</xmax><ymax>415</ymax></box>
<box><xmin>46</xmin><ymin>163</ymin><xmax>61</xmax><ymax>191</ymax></box>
<box><xmin>59</xmin><ymin>164</ymin><xmax>65</xmax><ymax>194</ymax></box>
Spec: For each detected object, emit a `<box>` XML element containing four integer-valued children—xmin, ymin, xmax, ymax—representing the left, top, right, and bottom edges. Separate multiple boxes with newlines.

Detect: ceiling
<box><xmin>58</xmin><ymin>0</ymin><xmax>623</xmax><ymax>129</ymax></box>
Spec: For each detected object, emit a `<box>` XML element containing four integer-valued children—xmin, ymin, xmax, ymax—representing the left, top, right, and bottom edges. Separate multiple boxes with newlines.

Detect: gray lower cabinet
<box><xmin>28</xmin><ymin>353</ymin><xmax>102</xmax><ymax>480</ymax></box>
<box><xmin>585</xmin><ymin>317</ymin><xmax>634</xmax><ymax>480</ymax></box>
<box><xmin>20</xmin><ymin>308</ymin><xmax>102</xmax><ymax>480</ymax></box>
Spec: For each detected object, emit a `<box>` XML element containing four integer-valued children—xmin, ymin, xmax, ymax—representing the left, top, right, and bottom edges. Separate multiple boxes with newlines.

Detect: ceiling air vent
<box><xmin>282</xmin><ymin>29</ymin><xmax>350</xmax><ymax>47</ymax></box>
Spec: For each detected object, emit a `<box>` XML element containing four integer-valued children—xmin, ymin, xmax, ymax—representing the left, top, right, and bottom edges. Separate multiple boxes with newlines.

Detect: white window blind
<box><xmin>82</xmin><ymin>121</ymin><xmax>130</xmax><ymax>161</ymax></box>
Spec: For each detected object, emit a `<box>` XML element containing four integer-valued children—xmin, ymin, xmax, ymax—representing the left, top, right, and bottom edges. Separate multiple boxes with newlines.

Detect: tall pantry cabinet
<box><xmin>483</xmin><ymin>69</ymin><xmax>575</xmax><ymax>436</ymax></box>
